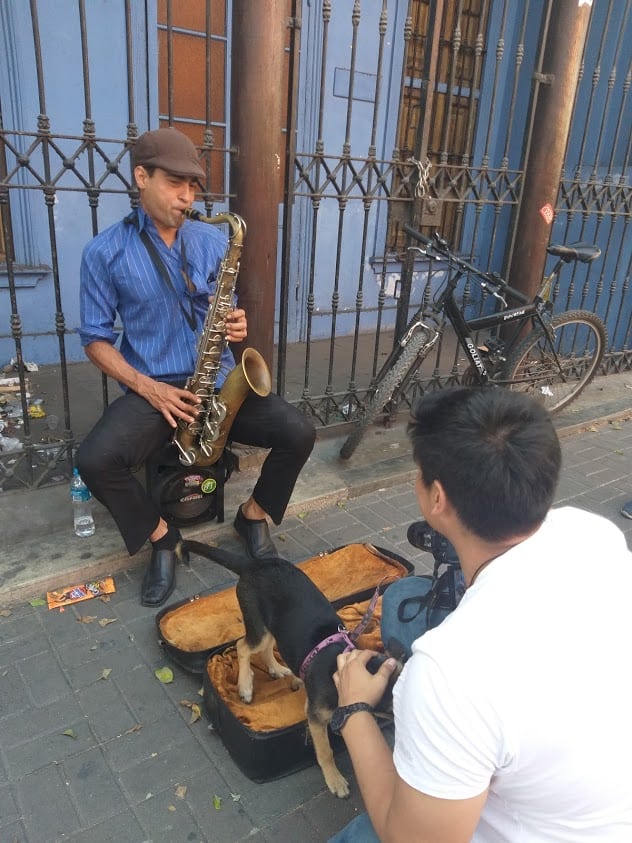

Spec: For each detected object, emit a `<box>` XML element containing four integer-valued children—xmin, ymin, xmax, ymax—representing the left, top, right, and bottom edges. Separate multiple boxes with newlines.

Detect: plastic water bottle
<box><xmin>71</xmin><ymin>467</ymin><xmax>95</xmax><ymax>537</ymax></box>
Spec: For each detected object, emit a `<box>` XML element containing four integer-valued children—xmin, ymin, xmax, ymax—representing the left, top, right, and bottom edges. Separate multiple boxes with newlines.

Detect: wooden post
<box><xmin>230</xmin><ymin>1</ymin><xmax>287</xmax><ymax>368</ymax></box>
<box><xmin>507</xmin><ymin>0</ymin><xmax>592</xmax><ymax>298</ymax></box>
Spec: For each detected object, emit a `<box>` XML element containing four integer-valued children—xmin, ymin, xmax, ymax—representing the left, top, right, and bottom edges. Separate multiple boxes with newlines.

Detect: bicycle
<box><xmin>339</xmin><ymin>224</ymin><xmax>606</xmax><ymax>460</ymax></box>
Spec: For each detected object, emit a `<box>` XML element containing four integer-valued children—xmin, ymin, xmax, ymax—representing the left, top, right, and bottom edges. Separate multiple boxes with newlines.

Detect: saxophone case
<box><xmin>155</xmin><ymin>543</ymin><xmax>413</xmax><ymax>782</ymax></box>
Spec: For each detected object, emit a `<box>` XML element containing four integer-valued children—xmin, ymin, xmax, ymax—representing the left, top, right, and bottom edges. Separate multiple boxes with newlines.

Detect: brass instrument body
<box><xmin>173</xmin><ymin>208</ymin><xmax>271</xmax><ymax>467</ymax></box>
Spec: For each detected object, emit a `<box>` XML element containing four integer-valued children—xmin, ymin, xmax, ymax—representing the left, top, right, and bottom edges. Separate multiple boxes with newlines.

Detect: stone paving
<box><xmin>1</xmin><ymin>412</ymin><xmax>631</xmax><ymax>842</ymax></box>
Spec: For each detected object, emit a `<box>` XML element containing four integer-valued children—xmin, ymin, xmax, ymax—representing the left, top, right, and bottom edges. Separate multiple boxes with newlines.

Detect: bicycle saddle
<box><xmin>546</xmin><ymin>242</ymin><xmax>601</xmax><ymax>263</ymax></box>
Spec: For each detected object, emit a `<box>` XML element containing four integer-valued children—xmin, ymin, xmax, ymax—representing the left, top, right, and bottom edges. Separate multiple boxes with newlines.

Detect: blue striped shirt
<box><xmin>79</xmin><ymin>207</ymin><xmax>234</xmax><ymax>387</ymax></box>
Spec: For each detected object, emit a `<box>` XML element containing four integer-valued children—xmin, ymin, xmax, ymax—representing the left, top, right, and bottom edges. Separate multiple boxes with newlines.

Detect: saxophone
<box><xmin>172</xmin><ymin>208</ymin><xmax>271</xmax><ymax>467</ymax></box>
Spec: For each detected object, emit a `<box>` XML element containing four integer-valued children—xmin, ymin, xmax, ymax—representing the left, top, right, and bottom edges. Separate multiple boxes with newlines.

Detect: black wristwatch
<box><xmin>330</xmin><ymin>702</ymin><xmax>374</xmax><ymax>735</ymax></box>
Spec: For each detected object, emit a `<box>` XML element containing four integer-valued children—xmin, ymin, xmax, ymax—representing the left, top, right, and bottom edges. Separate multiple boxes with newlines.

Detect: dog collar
<box><xmin>299</xmin><ymin>629</ymin><xmax>355</xmax><ymax>682</ymax></box>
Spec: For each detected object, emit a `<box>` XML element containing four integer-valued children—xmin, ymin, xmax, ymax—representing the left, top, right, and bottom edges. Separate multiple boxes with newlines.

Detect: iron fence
<box><xmin>1</xmin><ymin>0</ymin><xmax>630</xmax><ymax>492</ymax></box>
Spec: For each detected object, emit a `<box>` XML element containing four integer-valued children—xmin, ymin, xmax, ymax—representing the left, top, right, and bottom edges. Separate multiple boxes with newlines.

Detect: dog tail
<box><xmin>184</xmin><ymin>540</ymin><xmax>256</xmax><ymax>576</ymax></box>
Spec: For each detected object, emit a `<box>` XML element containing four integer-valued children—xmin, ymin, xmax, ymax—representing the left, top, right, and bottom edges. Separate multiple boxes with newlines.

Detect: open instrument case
<box><xmin>156</xmin><ymin>543</ymin><xmax>413</xmax><ymax>782</ymax></box>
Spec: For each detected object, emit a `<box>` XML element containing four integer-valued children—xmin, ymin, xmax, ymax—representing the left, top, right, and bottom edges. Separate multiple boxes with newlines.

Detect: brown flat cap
<box><xmin>131</xmin><ymin>127</ymin><xmax>205</xmax><ymax>179</ymax></box>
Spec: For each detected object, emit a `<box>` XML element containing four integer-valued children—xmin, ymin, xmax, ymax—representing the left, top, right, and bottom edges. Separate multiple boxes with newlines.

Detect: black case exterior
<box><xmin>155</xmin><ymin>595</ymin><xmax>222</xmax><ymax>675</ymax></box>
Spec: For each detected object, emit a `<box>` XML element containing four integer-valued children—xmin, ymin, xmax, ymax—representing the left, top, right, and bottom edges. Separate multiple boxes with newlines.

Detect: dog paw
<box><xmin>238</xmin><ymin>677</ymin><xmax>254</xmax><ymax>703</ymax></box>
<box><xmin>268</xmin><ymin>665</ymin><xmax>292</xmax><ymax>680</ymax></box>
<box><xmin>290</xmin><ymin>676</ymin><xmax>302</xmax><ymax>692</ymax></box>
<box><xmin>325</xmin><ymin>770</ymin><xmax>350</xmax><ymax>799</ymax></box>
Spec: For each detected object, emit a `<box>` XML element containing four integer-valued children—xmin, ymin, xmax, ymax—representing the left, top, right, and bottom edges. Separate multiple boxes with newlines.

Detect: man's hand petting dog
<box><xmin>334</xmin><ymin>649</ymin><xmax>399</xmax><ymax>708</ymax></box>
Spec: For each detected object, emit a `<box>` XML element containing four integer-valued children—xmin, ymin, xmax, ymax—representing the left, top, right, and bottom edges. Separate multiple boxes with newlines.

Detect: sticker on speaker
<box><xmin>184</xmin><ymin>474</ymin><xmax>204</xmax><ymax>487</ymax></box>
<box><xmin>201</xmin><ymin>478</ymin><xmax>217</xmax><ymax>494</ymax></box>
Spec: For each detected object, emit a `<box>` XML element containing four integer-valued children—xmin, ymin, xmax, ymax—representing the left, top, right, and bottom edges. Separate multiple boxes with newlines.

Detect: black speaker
<box><xmin>145</xmin><ymin>443</ymin><xmax>236</xmax><ymax>528</ymax></box>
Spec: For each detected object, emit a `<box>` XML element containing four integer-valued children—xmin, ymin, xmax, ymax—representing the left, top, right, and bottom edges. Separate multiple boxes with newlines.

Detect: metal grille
<box><xmin>278</xmin><ymin>0</ymin><xmax>631</xmax><ymax>427</ymax></box>
<box><xmin>1</xmin><ymin>0</ymin><xmax>630</xmax><ymax>493</ymax></box>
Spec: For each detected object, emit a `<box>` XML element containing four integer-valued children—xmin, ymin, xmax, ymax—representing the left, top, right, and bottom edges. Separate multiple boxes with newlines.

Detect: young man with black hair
<box><xmin>77</xmin><ymin>127</ymin><xmax>315</xmax><ymax>607</ymax></box>
<box><xmin>329</xmin><ymin>387</ymin><xmax>632</xmax><ymax>842</ymax></box>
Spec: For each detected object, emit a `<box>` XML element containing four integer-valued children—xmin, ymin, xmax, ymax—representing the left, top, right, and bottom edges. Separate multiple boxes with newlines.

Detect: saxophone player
<box><xmin>77</xmin><ymin>128</ymin><xmax>316</xmax><ymax>607</ymax></box>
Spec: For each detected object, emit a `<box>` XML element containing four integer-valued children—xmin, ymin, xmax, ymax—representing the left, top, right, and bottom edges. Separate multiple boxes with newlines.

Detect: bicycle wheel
<box><xmin>499</xmin><ymin>310</ymin><xmax>606</xmax><ymax>414</ymax></box>
<box><xmin>339</xmin><ymin>328</ymin><xmax>434</xmax><ymax>460</ymax></box>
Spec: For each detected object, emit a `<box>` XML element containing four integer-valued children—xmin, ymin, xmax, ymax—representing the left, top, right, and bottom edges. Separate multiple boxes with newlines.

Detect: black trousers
<box><xmin>76</xmin><ymin>390</ymin><xmax>316</xmax><ymax>555</ymax></box>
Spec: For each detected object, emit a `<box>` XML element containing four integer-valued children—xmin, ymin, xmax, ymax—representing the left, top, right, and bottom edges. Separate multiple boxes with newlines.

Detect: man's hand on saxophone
<box><xmin>224</xmin><ymin>307</ymin><xmax>248</xmax><ymax>343</ymax></box>
<box><xmin>84</xmin><ymin>339</ymin><xmax>202</xmax><ymax>429</ymax></box>
<box><xmin>139</xmin><ymin>381</ymin><xmax>201</xmax><ymax>429</ymax></box>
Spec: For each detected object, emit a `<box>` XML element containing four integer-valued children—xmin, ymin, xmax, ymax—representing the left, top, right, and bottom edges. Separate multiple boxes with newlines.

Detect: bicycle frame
<box><xmin>444</xmin><ymin>288</ymin><xmax>548</xmax><ymax>384</ymax></box>
<box><xmin>401</xmin><ymin>248</ymin><xmax>570</xmax><ymax>387</ymax></box>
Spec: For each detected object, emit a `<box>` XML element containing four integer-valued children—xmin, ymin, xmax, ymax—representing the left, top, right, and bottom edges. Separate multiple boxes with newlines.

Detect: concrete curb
<box><xmin>3</xmin><ymin>401</ymin><xmax>631</xmax><ymax>609</ymax></box>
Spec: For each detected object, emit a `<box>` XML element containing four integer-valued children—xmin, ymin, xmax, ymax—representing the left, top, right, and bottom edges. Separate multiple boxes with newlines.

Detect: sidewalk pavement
<box><xmin>1</xmin><ymin>374</ymin><xmax>631</xmax><ymax>842</ymax></box>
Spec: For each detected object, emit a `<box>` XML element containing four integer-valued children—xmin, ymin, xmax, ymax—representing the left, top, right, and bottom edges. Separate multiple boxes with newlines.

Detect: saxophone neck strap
<box><xmin>125</xmin><ymin>210</ymin><xmax>197</xmax><ymax>332</ymax></box>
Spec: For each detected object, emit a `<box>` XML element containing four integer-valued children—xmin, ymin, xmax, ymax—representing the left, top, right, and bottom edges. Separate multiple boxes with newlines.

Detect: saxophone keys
<box><xmin>200</xmin><ymin>441</ymin><xmax>216</xmax><ymax>459</ymax></box>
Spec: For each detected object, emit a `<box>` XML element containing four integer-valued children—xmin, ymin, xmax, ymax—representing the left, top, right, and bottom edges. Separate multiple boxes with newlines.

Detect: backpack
<box><xmin>381</xmin><ymin>562</ymin><xmax>465</xmax><ymax>659</ymax></box>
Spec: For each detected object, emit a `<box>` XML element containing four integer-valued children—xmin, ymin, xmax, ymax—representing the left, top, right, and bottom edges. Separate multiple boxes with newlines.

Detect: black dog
<box><xmin>185</xmin><ymin>541</ymin><xmax>399</xmax><ymax>798</ymax></box>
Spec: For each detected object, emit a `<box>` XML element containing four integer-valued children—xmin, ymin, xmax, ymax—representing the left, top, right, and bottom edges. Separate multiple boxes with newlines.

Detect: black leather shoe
<box><xmin>233</xmin><ymin>505</ymin><xmax>278</xmax><ymax>559</ymax></box>
<box><xmin>140</xmin><ymin>540</ymin><xmax>190</xmax><ymax>608</ymax></box>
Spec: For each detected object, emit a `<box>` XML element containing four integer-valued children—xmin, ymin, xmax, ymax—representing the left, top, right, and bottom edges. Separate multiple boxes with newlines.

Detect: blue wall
<box><xmin>0</xmin><ymin>0</ymin><xmax>156</xmax><ymax>366</ymax></box>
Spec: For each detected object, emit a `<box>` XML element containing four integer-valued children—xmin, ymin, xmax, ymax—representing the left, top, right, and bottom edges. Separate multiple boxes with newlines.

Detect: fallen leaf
<box><xmin>297</xmin><ymin>511</ymin><xmax>307</xmax><ymax>519</ymax></box>
<box><xmin>0</xmin><ymin>609</ymin><xmax>11</xmax><ymax>617</ymax></box>
<box><xmin>610</xmin><ymin>423</ymin><xmax>623</xmax><ymax>430</ymax></box>
<box><xmin>124</xmin><ymin>723</ymin><xmax>143</xmax><ymax>735</ymax></box>
<box><xmin>197</xmin><ymin>686</ymin><xmax>204</xmax><ymax>697</ymax></box>
<box><xmin>180</xmin><ymin>700</ymin><xmax>202</xmax><ymax>723</ymax></box>
<box><xmin>155</xmin><ymin>666</ymin><xmax>174</xmax><ymax>684</ymax></box>
<box><xmin>29</xmin><ymin>598</ymin><xmax>46</xmax><ymax>607</ymax></box>
<box><xmin>175</xmin><ymin>785</ymin><xmax>187</xmax><ymax>800</ymax></box>
<box><xmin>78</xmin><ymin>615</ymin><xmax>97</xmax><ymax>624</ymax></box>
<box><xmin>615</xmin><ymin>449</ymin><xmax>624</xmax><ymax>455</ymax></box>
<box><xmin>98</xmin><ymin>618</ymin><xmax>117</xmax><ymax>627</ymax></box>
<box><xmin>168</xmin><ymin>805</ymin><xmax>176</xmax><ymax>812</ymax></box>
<box><xmin>62</xmin><ymin>728</ymin><xmax>77</xmax><ymax>739</ymax></box>
<box><xmin>213</xmin><ymin>794</ymin><xmax>222</xmax><ymax>810</ymax></box>
<box><xmin>587</xmin><ymin>425</ymin><xmax>599</xmax><ymax>432</ymax></box>
<box><xmin>230</xmin><ymin>792</ymin><xmax>241</xmax><ymax>802</ymax></box>
<box><xmin>100</xmin><ymin>668</ymin><xmax>112</xmax><ymax>680</ymax></box>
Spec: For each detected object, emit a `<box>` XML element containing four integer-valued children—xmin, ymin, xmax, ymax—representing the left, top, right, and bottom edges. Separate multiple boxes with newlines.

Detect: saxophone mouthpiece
<box><xmin>184</xmin><ymin>207</ymin><xmax>203</xmax><ymax>221</ymax></box>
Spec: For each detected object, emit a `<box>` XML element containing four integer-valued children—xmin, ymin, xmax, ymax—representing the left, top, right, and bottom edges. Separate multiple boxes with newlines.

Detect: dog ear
<box><xmin>366</xmin><ymin>652</ymin><xmax>404</xmax><ymax>683</ymax></box>
<box><xmin>364</xmin><ymin>652</ymin><xmax>404</xmax><ymax>715</ymax></box>
<box><xmin>384</xmin><ymin>637</ymin><xmax>407</xmax><ymax>663</ymax></box>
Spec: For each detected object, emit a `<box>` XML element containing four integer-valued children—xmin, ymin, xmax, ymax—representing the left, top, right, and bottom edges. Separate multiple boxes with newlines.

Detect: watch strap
<box><xmin>330</xmin><ymin>702</ymin><xmax>374</xmax><ymax>734</ymax></box>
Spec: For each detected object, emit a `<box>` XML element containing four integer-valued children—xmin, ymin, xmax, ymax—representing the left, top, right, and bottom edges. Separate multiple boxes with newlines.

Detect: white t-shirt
<box><xmin>393</xmin><ymin>507</ymin><xmax>632</xmax><ymax>842</ymax></box>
